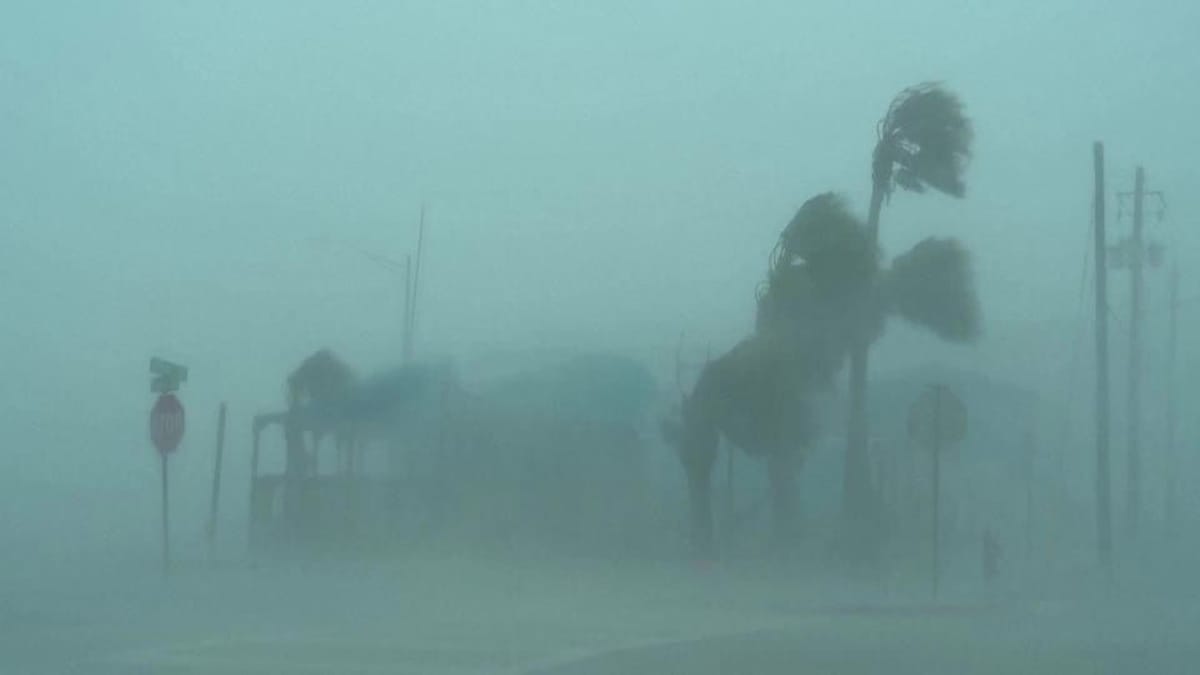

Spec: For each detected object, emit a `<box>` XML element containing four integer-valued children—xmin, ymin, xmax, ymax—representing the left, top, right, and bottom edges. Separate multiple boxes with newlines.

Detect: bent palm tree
<box><xmin>844</xmin><ymin>83</ymin><xmax>973</xmax><ymax>528</ymax></box>
<box><xmin>679</xmin><ymin>333</ymin><xmax>828</xmax><ymax>556</ymax></box>
<box><xmin>676</xmin><ymin>193</ymin><xmax>978</xmax><ymax>557</ymax></box>
<box><xmin>762</xmin><ymin>193</ymin><xmax>979</xmax><ymax>347</ymax></box>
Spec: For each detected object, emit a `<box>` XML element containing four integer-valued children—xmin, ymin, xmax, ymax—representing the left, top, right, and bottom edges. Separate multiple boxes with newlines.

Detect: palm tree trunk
<box><xmin>843</xmin><ymin>183</ymin><xmax>886</xmax><ymax>525</ymax></box>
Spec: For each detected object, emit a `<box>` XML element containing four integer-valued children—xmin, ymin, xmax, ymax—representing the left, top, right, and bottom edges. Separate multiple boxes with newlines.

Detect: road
<box><xmin>2</xmin><ymin>553</ymin><xmax>1197</xmax><ymax>674</ymax></box>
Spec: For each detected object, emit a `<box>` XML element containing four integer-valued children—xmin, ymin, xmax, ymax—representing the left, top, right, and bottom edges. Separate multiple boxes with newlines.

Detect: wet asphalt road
<box><xmin>3</xmin><ymin>555</ymin><xmax>1197</xmax><ymax>674</ymax></box>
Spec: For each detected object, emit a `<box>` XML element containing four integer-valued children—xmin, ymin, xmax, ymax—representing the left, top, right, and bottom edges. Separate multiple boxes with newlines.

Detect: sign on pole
<box><xmin>149</xmin><ymin>357</ymin><xmax>187</xmax><ymax>574</ymax></box>
<box><xmin>151</xmin><ymin>357</ymin><xmax>188</xmax><ymax>394</ymax></box>
<box><xmin>908</xmin><ymin>384</ymin><xmax>967</xmax><ymax>600</ymax></box>
<box><xmin>151</xmin><ymin>393</ymin><xmax>186</xmax><ymax>454</ymax></box>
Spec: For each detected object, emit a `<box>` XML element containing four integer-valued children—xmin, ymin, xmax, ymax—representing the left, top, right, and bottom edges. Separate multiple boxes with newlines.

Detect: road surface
<box><xmin>2</xmin><ymin>554</ymin><xmax>1197</xmax><ymax>674</ymax></box>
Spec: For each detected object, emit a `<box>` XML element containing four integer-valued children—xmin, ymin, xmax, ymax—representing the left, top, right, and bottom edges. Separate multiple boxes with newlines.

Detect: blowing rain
<box><xmin>2</xmin><ymin>2</ymin><xmax>1199</xmax><ymax>673</ymax></box>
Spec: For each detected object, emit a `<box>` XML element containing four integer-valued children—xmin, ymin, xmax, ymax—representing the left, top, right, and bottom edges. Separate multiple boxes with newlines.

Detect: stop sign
<box><xmin>150</xmin><ymin>393</ymin><xmax>185</xmax><ymax>454</ymax></box>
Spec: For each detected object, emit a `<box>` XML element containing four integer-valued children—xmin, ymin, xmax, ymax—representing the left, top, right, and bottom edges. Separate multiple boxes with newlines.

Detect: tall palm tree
<box><xmin>844</xmin><ymin>82</ymin><xmax>973</xmax><ymax>528</ymax></box>
<box><xmin>675</xmin><ymin>192</ymin><xmax>978</xmax><ymax>557</ymax></box>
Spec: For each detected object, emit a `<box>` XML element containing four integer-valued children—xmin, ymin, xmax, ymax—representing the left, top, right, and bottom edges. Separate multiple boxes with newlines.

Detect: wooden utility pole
<box><xmin>1166</xmin><ymin>263</ymin><xmax>1179</xmax><ymax>529</ymax></box>
<box><xmin>1111</xmin><ymin>167</ymin><xmax>1166</xmax><ymax>538</ymax></box>
<box><xmin>1092</xmin><ymin>142</ymin><xmax>1113</xmax><ymax>567</ymax></box>
<box><xmin>1127</xmin><ymin>166</ymin><xmax>1146</xmax><ymax>536</ymax></box>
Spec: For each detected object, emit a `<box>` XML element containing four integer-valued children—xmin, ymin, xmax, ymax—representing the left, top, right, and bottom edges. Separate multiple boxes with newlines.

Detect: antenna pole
<box><xmin>409</xmin><ymin>204</ymin><xmax>426</xmax><ymax>361</ymax></box>
<box><xmin>1092</xmin><ymin>142</ymin><xmax>1112</xmax><ymax>568</ymax></box>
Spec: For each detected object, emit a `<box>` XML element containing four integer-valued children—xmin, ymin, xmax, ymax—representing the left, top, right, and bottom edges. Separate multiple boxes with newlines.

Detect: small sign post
<box><xmin>908</xmin><ymin>384</ymin><xmax>967</xmax><ymax>599</ymax></box>
<box><xmin>149</xmin><ymin>358</ymin><xmax>187</xmax><ymax>575</ymax></box>
<box><xmin>207</xmin><ymin>402</ymin><xmax>227</xmax><ymax>560</ymax></box>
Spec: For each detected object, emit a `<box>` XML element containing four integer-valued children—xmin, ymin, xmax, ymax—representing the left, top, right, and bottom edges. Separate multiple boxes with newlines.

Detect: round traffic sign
<box><xmin>907</xmin><ymin>385</ymin><xmax>966</xmax><ymax>448</ymax></box>
<box><xmin>150</xmin><ymin>393</ymin><xmax>186</xmax><ymax>454</ymax></box>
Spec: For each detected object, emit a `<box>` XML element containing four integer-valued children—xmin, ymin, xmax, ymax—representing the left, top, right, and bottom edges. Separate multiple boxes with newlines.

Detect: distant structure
<box><xmin>250</xmin><ymin>350</ymin><xmax>659</xmax><ymax>557</ymax></box>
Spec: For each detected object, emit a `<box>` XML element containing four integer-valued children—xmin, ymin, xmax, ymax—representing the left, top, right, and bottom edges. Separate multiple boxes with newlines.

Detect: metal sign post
<box><xmin>149</xmin><ymin>358</ymin><xmax>187</xmax><ymax>575</ymax></box>
<box><xmin>161</xmin><ymin>449</ymin><xmax>169</xmax><ymax>573</ymax></box>
<box><xmin>207</xmin><ymin>402</ymin><xmax>227</xmax><ymax>560</ymax></box>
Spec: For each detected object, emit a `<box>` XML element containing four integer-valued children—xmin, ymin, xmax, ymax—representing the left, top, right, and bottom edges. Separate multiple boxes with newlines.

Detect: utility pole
<box><xmin>1127</xmin><ymin>166</ymin><xmax>1145</xmax><ymax>537</ymax></box>
<box><xmin>1114</xmin><ymin>167</ymin><xmax>1164</xmax><ymax>537</ymax></box>
<box><xmin>1092</xmin><ymin>142</ymin><xmax>1112</xmax><ymax>568</ymax></box>
<box><xmin>352</xmin><ymin>248</ymin><xmax>410</xmax><ymax>359</ymax></box>
<box><xmin>1166</xmin><ymin>262</ymin><xmax>1179</xmax><ymax>530</ymax></box>
<box><xmin>349</xmin><ymin>203</ymin><xmax>427</xmax><ymax>364</ymax></box>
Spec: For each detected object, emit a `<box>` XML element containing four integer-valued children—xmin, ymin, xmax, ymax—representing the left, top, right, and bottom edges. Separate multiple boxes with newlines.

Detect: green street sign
<box><xmin>150</xmin><ymin>357</ymin><xmax>188</xmax><ymax>393</ymax></box>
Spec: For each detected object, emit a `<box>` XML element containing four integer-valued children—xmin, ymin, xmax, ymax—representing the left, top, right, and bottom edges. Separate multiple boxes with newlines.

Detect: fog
<box><xmin>3</xmin><ymin>1</ymin><xmax>1200</xmax><ymax>673</ymax></box>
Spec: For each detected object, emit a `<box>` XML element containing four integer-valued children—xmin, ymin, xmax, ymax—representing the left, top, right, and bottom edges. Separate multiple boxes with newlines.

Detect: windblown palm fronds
<box><xmin>875</xmin><ymin>82</ymin><xmax>973</xmax><ymax>199</ymax></box>
<box><xmin>884</xmin><ymin>237</ymin><xmax>980</xmax><ymax>342</ymax></box>
<box><xmin>770</xmin><ymin>192</ymin><xmax>876</xmax><ymax>286</ymax></box>
<box><xmin>757</xmin><ymin>192</ymin><xmax>884</xmax><ymax>359</ymax></box>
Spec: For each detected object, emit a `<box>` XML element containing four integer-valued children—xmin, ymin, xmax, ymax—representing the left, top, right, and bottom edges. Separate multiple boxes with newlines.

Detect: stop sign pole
<box><xmin>149</xmin><ymin>358</ymin><xmax>187</xmax><ymax>575</ymax></box>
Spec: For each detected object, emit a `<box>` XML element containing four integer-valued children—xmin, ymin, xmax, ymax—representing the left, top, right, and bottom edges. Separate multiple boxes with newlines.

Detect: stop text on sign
<box><xmin>150</xmin><ymin>393</ymin><xmax>186</xmax><ymax>454</ymax></box>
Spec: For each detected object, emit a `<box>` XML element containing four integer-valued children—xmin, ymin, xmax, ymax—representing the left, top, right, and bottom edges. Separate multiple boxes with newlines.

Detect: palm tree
<box><xmin>757</xmin><ymin>193</ymin><xmax>884</xmax><ymax>370</ymax></box>
<box><xmin>675</xmin><ymin>192</ymin><xmax>978</xmax><ymax>557</ymax></box>
<box><xmin>844</xmin><ymin>82</ymin><xmax>973</xmax><ymax>528</ymax></box>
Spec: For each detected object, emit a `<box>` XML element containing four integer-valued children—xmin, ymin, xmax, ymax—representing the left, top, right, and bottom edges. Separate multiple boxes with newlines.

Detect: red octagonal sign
<box><xmin>150</xmin><ymin>393</ymin><xmax>185</xmax><ymax>454</ymax></box>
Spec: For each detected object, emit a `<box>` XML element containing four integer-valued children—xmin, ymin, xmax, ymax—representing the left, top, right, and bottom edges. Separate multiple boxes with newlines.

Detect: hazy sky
<box><xmin>2</xmin><ymin>1</ymin><xmax>1199</xmax><ymax>561</ymax></box>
